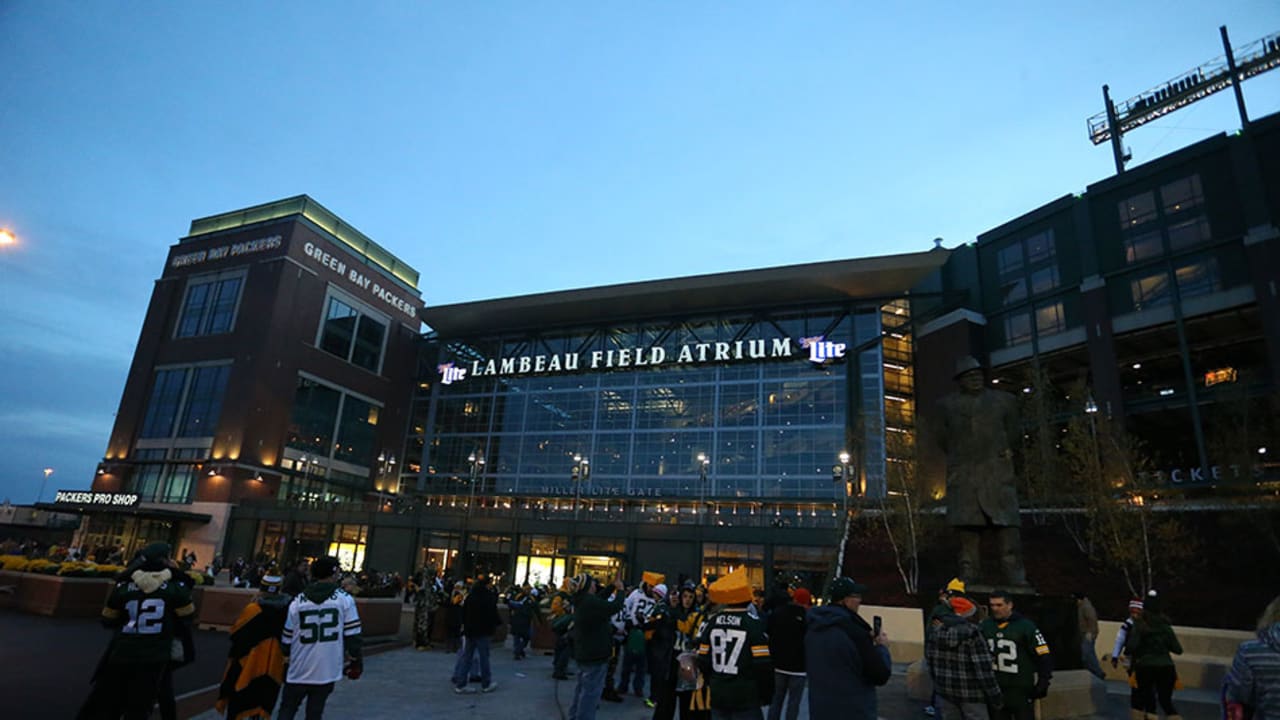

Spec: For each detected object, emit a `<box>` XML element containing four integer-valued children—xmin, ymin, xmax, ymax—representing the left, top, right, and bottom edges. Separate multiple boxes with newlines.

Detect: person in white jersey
<box><xmin>280</xmin><ymin>556</ymin><xmax>363</xmax><ymax>719</ymax></box>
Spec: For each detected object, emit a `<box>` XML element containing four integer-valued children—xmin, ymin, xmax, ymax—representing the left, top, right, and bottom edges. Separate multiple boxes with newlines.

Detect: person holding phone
<box><xmin>804</xmin><ymin>577</ymin><xmax>891</xmax><ymax>720</ymax></box>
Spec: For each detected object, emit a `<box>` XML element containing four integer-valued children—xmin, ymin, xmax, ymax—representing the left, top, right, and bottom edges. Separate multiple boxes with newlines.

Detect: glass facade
<box><xmin>176</xmin><ymin>274</ymin><xmax>243</xmax><ymax>338</ymax></box>
<box><xmin>139</xmin><ymin>364</ymin><xmax>232</xmax><ymax>440</ymax></box>
<box><xmin>417</xmin><ymin>304</ymin><xmax>915</xmax><ymax>501</ymax></box>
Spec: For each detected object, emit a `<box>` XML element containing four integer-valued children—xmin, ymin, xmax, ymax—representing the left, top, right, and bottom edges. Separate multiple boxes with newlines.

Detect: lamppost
<box><xmin>38</xmin><ymin>467</ymin><xmax>53</xmax><ymax>504</ymax></box>
<box><xmin>696</xmin><ymin>453</ymin><xmax>710</xmax><ymax>523</ymax></box>
<box><xmin>376</xmin><ymin>452</ymin><xmax>398</xmax><ymax>502</ymax></box>
<box><xmin>832</xmin><ymin>451</ymin><xmax>853</xmax><ymax>518</ymax></box>
<box><xmin>572</xmin><ymin>454</ymin><xmax>590</xmax><ymax>520</ymax></box>
<box><xmin>462</xmin><ymin>451</ymin><xmax>485</xmax><ymax>575</ymax></box>
<box><xmin>1084</xmin><ymin>392</ymin><xmax>1101</xmax><ymax>483</ymax></box>
<box><xmin>0</xmin><ymin>228</ymin><xmax>16</xmax><ymax>248</ymax></box>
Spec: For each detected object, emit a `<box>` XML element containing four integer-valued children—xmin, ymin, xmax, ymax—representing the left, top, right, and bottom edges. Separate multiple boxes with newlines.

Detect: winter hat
<box><xmin>708</xmin><ymin>566</ymin><xmax>753</xmax><ymax>605</ymax></box>
<box><xmin>1128</xmin><ymin>597</ymin><xmax>1144</xmax><ymax>611</ymax></box>
<box><xmin>652</xmin><ymin>583</ymin><xmax>669</xmax><ymax>600</ymax></box>
<box><xmin>1144</xmin><ymin>590</ymin><xmax>1161</xmax><ymax>614</ymax></box>
<box><xmin>828</xmin><ymin>576</ymin><xmax>869</xmax><ymax>602</ymax></box>
<box><xmin>950</xmin><ymin>597</ymin><xmax>977</xmax><ymax>618</ymax></box>
<box><xmin>570</xmin><ymin>573</ymin><xmax>593</xmax><ymax>594</ymax></box>
<box><xmin>792</xmin><ymin>588</ymin><xmax>812</xmax><ymax>607</ymax></box>
<box><xmin>260</xmin><ymin>572</ymin><xmax>284</xmax><ymax>593</ymax></box>
<box><xmin>138</xmin><ymin>542</ymin><xmax>172</xmax><ymax>571</ymax></box>
<box><xmin>311</xmin><ymin>556</ymin><xmax>341</xmax><ymax>580</ymax></box>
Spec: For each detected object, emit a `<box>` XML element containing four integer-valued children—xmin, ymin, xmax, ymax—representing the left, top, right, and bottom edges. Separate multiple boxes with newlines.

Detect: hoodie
<box><xmin>1224</xmin><ymin>622</ymin><xmax>1280</xmax><ymax>718</ymax></box>
<box><xmin>101</xmin><ymin>567</ymin><xmax>196</xmax><ymax>665</ymax></box>
<box><xmin>804</xmin><ymin>605</ymin><xmax>891</xmax><ymax>720</ymax></box>
<box><xmin>925</xmin><ymin>613</ymin><xmax>1003</xmax><ymax>706</ymax></box>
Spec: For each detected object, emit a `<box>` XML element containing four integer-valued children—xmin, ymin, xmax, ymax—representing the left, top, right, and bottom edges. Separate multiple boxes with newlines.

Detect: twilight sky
<box><xmin>1</xmin><ymin>2</ymin><xmax>1278</xmax><ymax>504</ymax></box>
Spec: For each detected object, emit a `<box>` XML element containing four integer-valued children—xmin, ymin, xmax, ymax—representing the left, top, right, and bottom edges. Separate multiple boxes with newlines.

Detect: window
<box><xmin>1001</xmin><ymin>277</ymin><xmax>1027</xmax><ymax>306</ymax></box>
<box><xmin>1124</xmin><ymin>230</ymin><xmax>1163</xmax><ymax>264</ymax></box>
<box><xmin>1118</xmin><ymin>191</ymin><xmax>1157</xmax><ymax>228</ymax></box>
<box><xmin>1024</xmin><ymin>231</ymin><xmax>1055</xmax><ymax>264</ymax></box>
<box><xmin>1035</xmin><ymin>301</ymin><xmax>1066</xmax><ymax>337</ymax></box>
<box><xmin>1029</xmin><ymin>266</ymin><xmax>1059</xmax><ymax>295</ymax></box>
<box><xmin>1167</xmin><ymin>217</ymin><xmax>1211</xmax><ymax>252</ymax></box>
<box><xmin>1161</xmin><ymin>175</ymin><xmax>1203</xmax><ymax>214</ymax></box>
<box><xmin>997</xmin><ymin>244</ymin><xmax>1023</xmax><ymax>277</ymax></box>
<box><xmin>139</xmin><ymin>364</ymin><xmax>231</xmax><ymax>440</ymax></box>
<box><xmin>1130</xmin><ymin>270</ymin><xmax>1171</xmax><ymax>310</ymax></box>
<box><xmin>319</xmin><ymin>296</ymin><xmax>387</xmax><ymax>373</ymax></box>
<box><xmin>1003</xmin><ymin>312</ymin><xmax>1032</xmax><ymax>346</ymax></box>
<box><xmin>177</xmin><ymin>366</ymin><xmax>230</xmax><ymax>437</ymax></box>
<box><xmin>176</xmin><ymin>275</ymin><xmax>242</xmax><ymax>338</ymax></box>
<box><xmin>1175</xmin><ymin>257</ymin><xmax>1220</xmax><ymax>299</ymax></box>
<box><xmin>285</xmin><ymin>376</ymin><xmax>382</xmax><ymax>468</ymax></box>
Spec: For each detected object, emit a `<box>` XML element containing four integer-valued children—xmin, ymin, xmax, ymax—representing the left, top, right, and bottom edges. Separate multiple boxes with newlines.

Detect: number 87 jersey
<box><xmin>283</xmin><ymin>586</ymin><xmax>362</xmax><ymax>684</ymax></box>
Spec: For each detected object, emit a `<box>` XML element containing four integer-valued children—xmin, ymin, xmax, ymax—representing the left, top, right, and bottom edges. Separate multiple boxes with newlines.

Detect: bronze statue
<box><xmin>933</xmin><ymin>356</ymin><xmax>1028</xmax><ymax>587</ymax></box>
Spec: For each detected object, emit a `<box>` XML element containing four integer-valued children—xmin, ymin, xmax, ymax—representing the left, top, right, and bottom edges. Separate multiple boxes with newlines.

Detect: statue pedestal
<box><xmin>905</xmin><ymin>664</ymin><xmax>1107</xmax><ymax>719</ymax></box>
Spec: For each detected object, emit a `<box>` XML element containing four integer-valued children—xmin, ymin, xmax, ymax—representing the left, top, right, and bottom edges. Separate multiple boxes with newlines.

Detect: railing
<box><xmin>238</xmin><ymin>496</ymin><xmax>847</xmax><ymax>529</ymax></box>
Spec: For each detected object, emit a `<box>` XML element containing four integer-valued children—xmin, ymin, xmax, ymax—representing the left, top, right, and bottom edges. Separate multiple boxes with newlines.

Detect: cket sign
<box><xmin>438</xmin><ymin>334</ymin><xmax>853</xmax><ymax>385</ymax></box>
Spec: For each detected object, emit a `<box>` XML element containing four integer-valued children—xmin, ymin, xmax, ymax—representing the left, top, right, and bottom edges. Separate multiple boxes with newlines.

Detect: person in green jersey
<box><xmin>696</xmin><ymin>567</ymin><xmax>773</xmax><ymax>720</ymax></box>
<box><xmin>980</xmin><ymin>591</ymin><xmax>1052</xmax><ymax>720</ymax></box>
<box><xmin>77</xmin><ymin>542</ymin><xmax>196</xmax><ymax>720</ymax></box>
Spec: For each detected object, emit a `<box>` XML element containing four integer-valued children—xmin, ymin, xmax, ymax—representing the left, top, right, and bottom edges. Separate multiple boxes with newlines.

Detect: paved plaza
<box><xmin>186</xmin><ymin>639</ymin><xmax>1226</xmax><ymax>720</ymax></box>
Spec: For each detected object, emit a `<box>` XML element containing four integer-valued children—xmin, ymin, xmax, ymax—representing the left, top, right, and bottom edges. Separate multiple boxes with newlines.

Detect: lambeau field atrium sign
<box><xmin>438</xmin><ymin>334</ymin><xmax>849</xmax><ymax>385</ymax></box>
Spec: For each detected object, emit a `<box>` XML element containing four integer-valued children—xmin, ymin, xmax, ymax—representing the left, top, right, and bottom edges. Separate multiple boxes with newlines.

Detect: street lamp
<box><xmin>377</xmin><ymin>452</ymin><xmax>398</xmax><ymax>495</ymax></box>
<box><xmin>0</xmin><ymin>229</ymin><xmax>16</xmax><ymax>247</ymax></box>
<box><xmin>38</xmin><ymin>467</ymin><xmax>53</xmax><ymax>504</ymax></box>
<box><xmin>572</xmin><ymin>454</ymin><xmax>590</xmax><ymax>520</ymax></box>
<box><xmin>461</xmin><ymin>451</ymin><xmax>485</xmax><ymax>574</ymax></box>
<box><xmin>832</xmin><ymin>452</ymin><xmax>852</xmax><ymax>518</ymax></box>
<box><xmin>697</xmin><ymin>453</ymin><xmax>710</xmax><ymax>523</ymax></box>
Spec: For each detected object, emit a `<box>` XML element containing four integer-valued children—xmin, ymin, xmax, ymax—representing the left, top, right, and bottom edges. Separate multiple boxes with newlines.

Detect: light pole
<box><xmin>1085</xmin><ymin>392</ymin><xmax>1101</xmax><ymax>484</ymax></box>
<box><xmin>462</xmin><ymin>451</ymin><xmax>485</xmax><ymax>575</ymax></box>
<box><xmin>697</xmin><ymin>453</ymin><xmax>710</xmax><ymax>523</ymax></box>
<box><xmin>572</xmin><ymin>454</ymin><xmax>590</xmax><ymax>520</ymax></box>
<box><xmin>0</xmin><ymin>228</ymin><xmax>16</xmax><ymax>248</ymax></box>
<box><xmin>38</xmin><ymin>467</ymin><xmax>53</xmax><ymax>504</ymax></box>
<box><xmin>832</xmin><ymin>451</ymin><xmax>853</xmax><ymax>518</ymax></box>
<box><xmin>376</xmin><ymin>452</ymin><xmax>398</xmax><ymax>500</ymax></box>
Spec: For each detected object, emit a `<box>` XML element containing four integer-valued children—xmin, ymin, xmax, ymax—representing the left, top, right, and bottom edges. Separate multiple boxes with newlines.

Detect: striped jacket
<box><xmin>1224</xmin><ymin>622</ymin><xmax>1280</xmax><ymax>718</ymax></box>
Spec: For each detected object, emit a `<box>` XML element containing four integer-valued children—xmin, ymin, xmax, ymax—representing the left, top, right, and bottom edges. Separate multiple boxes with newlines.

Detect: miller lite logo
<box><xmin>438</xmin><ymin>362</ymin><xmax>467</xmax><ymax>385</ymax></box>
<box><xmin>800</xmin><ymin>335</ymin><xmax>847</xmax><ymax>365</ymax></box>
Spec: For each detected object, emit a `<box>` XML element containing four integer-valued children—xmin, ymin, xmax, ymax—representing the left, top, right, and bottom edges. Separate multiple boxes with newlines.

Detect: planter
<box><xmin>0</xmin><ymin>570</ymin><xmax>113</xmax><ymax>617</ymax></box>
<box><xmin>531</xmin><ymin>619</ymin><xmax>558</xmax><ymax>650</ymax></box>
<box><xmin>194</xmin><ymin>586</ymin><xmax>258</xmax><ymax>629</ymax></box>
<box><xmin>355</xmin><ymin>597</ymin><xmax>402</xmax><ymax>638</ymax></box>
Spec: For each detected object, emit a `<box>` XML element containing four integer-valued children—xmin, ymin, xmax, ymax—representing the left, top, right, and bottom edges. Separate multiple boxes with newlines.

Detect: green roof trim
<box><xmin>186</xmin><ymin>195</ymin><xmax>420</xmax><ymax>291</ymax></box>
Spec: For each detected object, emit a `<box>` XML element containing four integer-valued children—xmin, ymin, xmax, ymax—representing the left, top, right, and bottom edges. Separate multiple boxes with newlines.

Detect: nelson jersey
<box><xmin>979</xmin><ymin>613</ymin><xmax>1051</xmax><ymax>696</ymax></box>
<box><xmin>101</xmin><ymin>575</ymin><xmax>196</xmax><ymax>664</ymax></box>
<box><xmin>282</xmin><ymin>587</ymin><xmax>361</xmax><ymax>684</ymax></box>
<box><xmin>696</xmin><ymin>607</ymin><xmax>771</xmax><ymax>710</ymax></box>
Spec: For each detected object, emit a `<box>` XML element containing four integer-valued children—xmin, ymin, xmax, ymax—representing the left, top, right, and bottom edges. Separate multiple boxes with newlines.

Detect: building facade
<box><xmin>61</xmin><ymin>196</ymin><xmax>423</xmax><ymax>567</ymax></box>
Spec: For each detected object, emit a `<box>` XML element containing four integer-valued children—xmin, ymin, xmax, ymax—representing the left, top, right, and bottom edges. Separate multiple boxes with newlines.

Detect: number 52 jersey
<box><xmin>283</xmin><ymin>585</ymin><xmax>362</xmax><ymax>684</ymax></box>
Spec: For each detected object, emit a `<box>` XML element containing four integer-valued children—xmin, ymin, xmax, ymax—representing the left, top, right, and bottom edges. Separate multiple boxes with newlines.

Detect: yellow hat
<box><xmin>945</xmin><ymin>577</ymin><xmax>966</xmax><ymax>593</ymax></box>
<box><xmin>708</xmin><ymin>566</ymin><xmax>753</xmax><ymax>605</ymax></box>
<box><xmin>642</xmin><ymin>571</ymin><xmax>666</xmax><ymax>587</ymax></box>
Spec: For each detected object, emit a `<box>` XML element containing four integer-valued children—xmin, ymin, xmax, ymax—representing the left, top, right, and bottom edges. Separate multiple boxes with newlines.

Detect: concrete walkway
<box><xmin>190</xmin><ymin>640</ymin><xmax>1227</xmax><ymax>720</ymax></box>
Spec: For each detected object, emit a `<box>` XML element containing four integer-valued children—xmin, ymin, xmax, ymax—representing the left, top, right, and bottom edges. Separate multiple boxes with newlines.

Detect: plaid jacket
<box><xmin>925</xmin><ymin>614</ymin><xmax>1003</xmax><ymax>706</ymax></box>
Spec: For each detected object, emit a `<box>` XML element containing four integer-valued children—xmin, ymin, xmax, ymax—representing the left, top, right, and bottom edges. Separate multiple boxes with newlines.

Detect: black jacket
<box><xmin>767</xmin><ymin>603</ymin><xmax>807</xmax><ymax>674</ymax></box>
<box><xmin>805</xmin><ymin>605</ymin><xmax>891</xmax><ymax>720</ymax></box>
<box><xmin>462</xmin><ymin>584</ymin><xmax>502</xmax><ymax>638</ymax></box>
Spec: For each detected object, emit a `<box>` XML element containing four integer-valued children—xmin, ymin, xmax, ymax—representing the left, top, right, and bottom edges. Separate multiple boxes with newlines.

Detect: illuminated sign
<box><xmin>801</xmin><ymin>335</ymin><xmax>847</xmax><ymax>364</ymax></box>
<box><xmin>170</xmin><ymin>234</ymin><xmax>283</xmax><ymax>269</ymax></box>
<box><xmin>53</xmin><ymin>490</ymin><xmax>140</xmax><ymax>507</ymax></box>
<box><xmin>441</xmin><ymin>338</ymin><xmax>808</xmax><ymax>384</ymax></box>
<box><xmin>1204</xmin><ymin>367</ymin><xmax>1237</xmax><ymax>387</ymax></box>
<box><xmin>302</xmin><ymin>241</ymin><xmax>419</xmax><ymax>321</ymax></box>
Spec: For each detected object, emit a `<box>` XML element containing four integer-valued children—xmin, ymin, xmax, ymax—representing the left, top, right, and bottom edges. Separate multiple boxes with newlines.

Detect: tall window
<box><xmin>995</xmin><ymin>230</ymin><xmax>1057</xmax><ymax>308</ymax></box>
<box><xmin>285</xmin><ymin>376</ymin><xmax>381</xmax><ymax>469</ymax></box>
<box><xmin>176</xmin><ymin>275</ymin><xmax>243</xmax><ymax>338</ymax></box>
<box><xmin>139</xmin><ymin>365</ymin><xmax>232</xmax><ymax>439</ymax></box>
<box><xmin>319</xmin><ymin>296</ymin><xmax>388</xmax><ymax>373</ymax></box>
<box><xmin>1118</xmin><ymin>174</ymin><xmax>1212</xmax><ymax>266</ymax></box>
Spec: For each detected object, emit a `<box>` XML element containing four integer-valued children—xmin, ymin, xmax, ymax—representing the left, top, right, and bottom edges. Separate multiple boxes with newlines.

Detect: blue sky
<box><xmin>1</xmin><ymin>2</ymin><xmax>1278</xmax><ymax>504</ymax></box>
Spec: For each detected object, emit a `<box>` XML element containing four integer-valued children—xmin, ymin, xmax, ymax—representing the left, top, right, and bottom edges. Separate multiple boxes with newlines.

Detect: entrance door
<box><xmin>565</xmin><ymin>554</ymin><xmax>623</xmax><ymax>583</ymax></box>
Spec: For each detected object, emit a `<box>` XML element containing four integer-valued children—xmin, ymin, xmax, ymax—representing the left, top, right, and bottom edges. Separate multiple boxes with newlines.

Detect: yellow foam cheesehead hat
<box><xmin>708</xmin><ymin>566</ymin><xmax>753</xmax><ymax>605</ymax></box>
<box><xmin>642</xmin><ymin>571</ymin><xmax>666</xmax><ymax>587</ymax></box>
<box><xmin>945</xmin><ymin>577</ymin><xmax>966</xmax><ymax>593</ymax></box>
